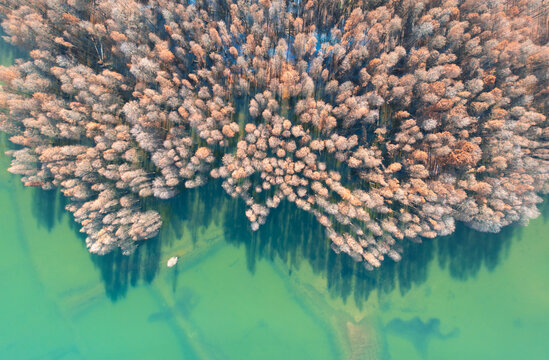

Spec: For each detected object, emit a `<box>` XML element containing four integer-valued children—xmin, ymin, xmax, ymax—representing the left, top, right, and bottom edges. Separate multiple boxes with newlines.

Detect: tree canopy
<box><xmin>0</xmin><ymin>0</ymin><xmax>547</xmax><ymax>268</ymax></box>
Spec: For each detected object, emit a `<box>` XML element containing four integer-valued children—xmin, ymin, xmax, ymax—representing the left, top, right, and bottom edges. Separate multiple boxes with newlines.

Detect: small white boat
<box><xmin>167</xmin><ymin>256</ymin><xmax>179</xmax><ymax>267</ymax></box>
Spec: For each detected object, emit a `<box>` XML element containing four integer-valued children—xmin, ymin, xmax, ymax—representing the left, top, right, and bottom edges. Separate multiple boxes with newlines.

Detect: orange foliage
<box><xmin>62</xmin><ymin>13</ymin><xmax>80</xmax><ymax>24</ymax></box>
<box><xmin>442</xmin><ymin>140</ymin><xmax>481</xmax><ymax>167</ymax></box>
<box><xmin>483</xmin><ymin>74</ymin><xmax>496</xmax><ymax>87</ymax></box>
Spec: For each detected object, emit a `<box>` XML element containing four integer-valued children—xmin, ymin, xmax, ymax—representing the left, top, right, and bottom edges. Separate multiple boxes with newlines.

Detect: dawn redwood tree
<box><xmin>0</xmin><ymin>0</ymin><xmax>547</xmax><ymax>268</ymax></box>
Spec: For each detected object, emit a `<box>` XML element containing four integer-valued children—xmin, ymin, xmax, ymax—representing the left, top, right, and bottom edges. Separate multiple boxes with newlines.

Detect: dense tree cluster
<box><xmin>0</xmin><ymin>0</ymin><xmax>547</xmax><ymax>268</ymax></box>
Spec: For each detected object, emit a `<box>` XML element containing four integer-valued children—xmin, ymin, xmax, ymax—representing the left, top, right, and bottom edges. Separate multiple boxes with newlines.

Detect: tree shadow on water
<box><xmin>28</xmin><ymin>186</ymin><xmax>158</xmax><ymax>301</ymax></box>
<box><xmin>90</xmin><ymin>234</ymin><xmax>161</xmax><ymax>301</ymax></box>
<box><xmin>27</xmin><ymin>183</ymin><xmax>546</xmax><ymax>303</ymax></box>
<box><xmin>87</xmin><ymin>181</ymin><xmax>227</xmax><ymax>301</ymax></box>
<box><xmin>436</xmin><ymin>224</ymin><xmax>520</xmax><ymax>281</ymax></box>
<box><xmin>31</xmin><ymin>188</ymin><xmax>67</xmax><ymax>232</ymax></box>
<box><xmin>221</xmin><ymin>196</ymin><xmax>530</xmax><ymax>308</ymax></box>
<box><xmin>541</xmin><ymin>195</ymin><xmax>549</xmax><ymax>223</ymax></box>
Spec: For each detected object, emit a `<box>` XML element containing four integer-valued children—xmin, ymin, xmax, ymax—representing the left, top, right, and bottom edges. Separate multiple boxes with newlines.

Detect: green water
<box><xmin>1</xmin><ymin>48</ymin><xmax>549</xmax><ymax>360</ymax></box>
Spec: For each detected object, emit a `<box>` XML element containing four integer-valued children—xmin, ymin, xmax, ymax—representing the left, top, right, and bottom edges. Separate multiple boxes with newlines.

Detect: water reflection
<box><xmin>436</xmin><ymin>224</ymin><xmax>518</xmax><ymax>280</ymax></box>
<box><xmin>31</xmin><ymin>188</ymin><xmax>67</xmax><ymax>232</ymax></box>
<box><xmin>29</xmin><ymin>181</ymin><xmax>532</xmax><ymax>303</ymax></box>
<box><xmin>222</xmin><ymin>196</ymin><xmax>522</xmax><ymax>307</ymax></box>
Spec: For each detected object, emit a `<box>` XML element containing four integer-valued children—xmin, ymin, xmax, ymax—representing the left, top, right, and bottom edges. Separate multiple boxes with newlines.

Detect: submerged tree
<box><xmin>0</xmin><ymin>0</ymin><xmax>547</xmax><ymax>268</ymax></box>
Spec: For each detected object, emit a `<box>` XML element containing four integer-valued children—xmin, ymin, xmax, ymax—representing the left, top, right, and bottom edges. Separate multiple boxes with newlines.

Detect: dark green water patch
<box><xmin>384</xmin><ymin>317</ymin><xmax>459</xmax><ymax>357</ymax></box>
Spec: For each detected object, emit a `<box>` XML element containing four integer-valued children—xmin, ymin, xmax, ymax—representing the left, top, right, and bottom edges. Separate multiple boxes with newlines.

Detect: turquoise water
<box><xmin>1</xmin><ymin>46</ymin><xmax>549</xmax><ymax>359</ymax></box>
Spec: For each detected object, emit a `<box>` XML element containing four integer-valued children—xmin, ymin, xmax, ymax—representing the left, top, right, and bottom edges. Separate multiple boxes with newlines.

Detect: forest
<box><xmin>0</xmin><ymin>0</ymin><xmax>547</xmax><ymax>269</ymax></box>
